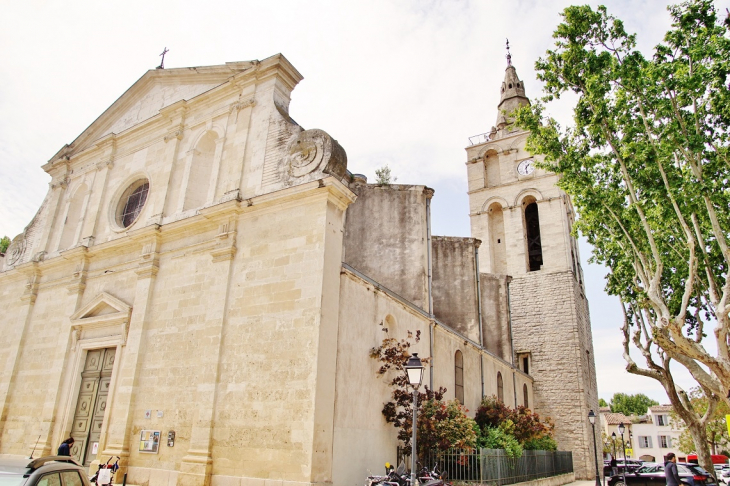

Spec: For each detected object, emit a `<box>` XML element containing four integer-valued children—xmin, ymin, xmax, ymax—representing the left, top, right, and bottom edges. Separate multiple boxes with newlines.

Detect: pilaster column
<box><xmin>178</xmin><ymin>218</ymin><xmax>237</xmax><ymax>486</ymax></box>
<box><xmin>151</xmin><ymin>102</ymin><xmax>187</xmax><ymax>225</ymax></box>
<box><xmin>101</xmin><ymin>226</ymin><xmax>160</xmax><ymax>470</ymax></box>
<box><xmin>0</xmin><ymin>263</ymin><xmax>40</xmax><ymax>442</ymax></box>
<box><xmin>82</xmin><ymin>134</ymin><xmax>116</xmax><ymax>241</ymax></box>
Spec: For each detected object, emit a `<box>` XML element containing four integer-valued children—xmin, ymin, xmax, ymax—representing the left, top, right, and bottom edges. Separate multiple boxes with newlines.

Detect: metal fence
<box><xmin>398</xmin><ymin>448</ymin><xmax>573</xmax><ymax>485</ymax></box>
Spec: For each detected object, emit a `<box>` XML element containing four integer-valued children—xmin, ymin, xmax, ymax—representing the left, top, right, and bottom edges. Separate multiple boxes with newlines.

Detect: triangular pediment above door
<box><xmin>71</xmin><ymin>292</ymin><xmax>132</xmax><ymax>329</ymax></box>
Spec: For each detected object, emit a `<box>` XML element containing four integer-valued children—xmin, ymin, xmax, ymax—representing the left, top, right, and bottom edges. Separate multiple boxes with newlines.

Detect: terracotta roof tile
<box><xmin>602</xmin><ymin>412</ymin><xmax>632</xmax><ymax>425</ymax></box>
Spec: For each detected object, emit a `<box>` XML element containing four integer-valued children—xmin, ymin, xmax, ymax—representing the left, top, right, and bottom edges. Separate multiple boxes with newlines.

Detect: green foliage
<box><xmin>523</xmin><ymin>435</ymin><xmax>558</xmax><ymax>451</ymax></box>
<box><xmin>0</xmin><ymin>236</ymin><xmax>9</xmax><ymax>254</ymax></box>
<box><xmin>375</xmin><ymin>165</ymin><xmax>397</xmax><ymax>185</ymax></box>
<box><xmin>475</xmin><ymin>396</ymin><xmax>554</xmax><ymax>444</ymax></box>
<box><xmin>513</xmin><ymin>0</ymin><xmax>730</xmax><ymax>404</ymax></box>
<box><xmin>418</xmin><ymin>398</ymin><xmax>477</xmax><ymax>455</ymax></box>
<box><xmin>609</xmin><ymin>393</ymin><xmax>659</xmax><ymax>416</ymax></box>
<box><xmin>599</xmin><ymin>398</ymin><xmax>609</xmax><ymax>408</ymax></box>
<box><xmin>369</xmin><ymin>328</ymin><xmax>446</xmax><ymax>455</ymax></box>
<box><xmin>477</xmin><ymin>422</ymin><xmax>524</xmax><ymax>458</ymax></box>
<box><xmin>672</xmin><ymin>387</ymin><xmax>730</xmax><ymax>454</ymax></box>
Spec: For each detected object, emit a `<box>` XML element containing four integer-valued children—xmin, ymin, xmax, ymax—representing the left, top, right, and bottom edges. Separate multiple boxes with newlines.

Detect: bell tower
<box><xmin>464</xmin><ymin>42</ymin><xmax>600</xmax><ymax>480</ymax></box>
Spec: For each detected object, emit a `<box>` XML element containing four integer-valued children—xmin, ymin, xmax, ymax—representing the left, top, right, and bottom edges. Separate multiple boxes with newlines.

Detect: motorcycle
<box><xmin>366</xmin><ymin>462</ymin><xmax>451</xmax><ymax>486</ymax></box>
<box><xmin>90</xmin><ymin>456</ymin><xmax>120</xmax><ymax>485</ymax></box>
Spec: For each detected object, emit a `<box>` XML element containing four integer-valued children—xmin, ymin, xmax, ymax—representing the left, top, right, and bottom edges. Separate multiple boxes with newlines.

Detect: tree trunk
<box><xmin>686</xmin><ymin>420</ymin><xmax>715</xmax><ymax>481</ymax></box>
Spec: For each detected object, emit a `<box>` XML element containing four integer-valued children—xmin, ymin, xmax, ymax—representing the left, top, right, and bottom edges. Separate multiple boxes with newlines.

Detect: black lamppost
<box><xmin>618</xmin><ymin>423</ymin><xmax>627</xmax><ymax>486</ymax></box>
<box><xmin>588</xmin><ymin>410</ymin><xmax>601</xmax><ymax>486</ymax></box>
<box><xmin>611</xmin><ymin>432</ymin><xmax>617</xmax><ymax>460</ymax></box>
<box><xmin>405</xmin><ymin>353</ymin><xmax>424</xmax><ymax>486</ymax></box>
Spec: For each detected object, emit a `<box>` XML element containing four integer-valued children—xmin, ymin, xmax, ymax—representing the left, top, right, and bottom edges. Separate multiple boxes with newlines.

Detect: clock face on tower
<box><xmin>517</xmin><ymin>158</ymin><xmax>535</xmax><ymax>176</ymax></box>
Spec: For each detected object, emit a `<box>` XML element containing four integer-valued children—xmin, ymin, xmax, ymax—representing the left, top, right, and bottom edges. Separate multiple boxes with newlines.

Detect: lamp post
<box><xmin>611</xmin><ymin>432</ymin><xmax>617</xmax><ymax>460</ymax></box>
<box><xmin>405</xmin><ymin>353</ymin><xmax>424</xmax><ymax>486</ymax></box>
<box><xmin>588</xmin><ymin>410</ymin><xmax>601</xmax><ymax>486</ymax></box>
<box><xmin>618</xmin><ymin>423</ymin><xmax>627</xmax><ymax>486</ymax></box>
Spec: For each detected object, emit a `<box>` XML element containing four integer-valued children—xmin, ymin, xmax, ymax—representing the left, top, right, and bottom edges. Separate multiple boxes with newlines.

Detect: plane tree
<box><xmin>514</xmin><ymin>0</ymin><xmax>730</xmax><ymax>474</ymax></box>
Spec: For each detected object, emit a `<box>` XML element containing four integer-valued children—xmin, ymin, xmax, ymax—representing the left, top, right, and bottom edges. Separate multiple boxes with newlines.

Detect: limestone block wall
<box><xmin>431</xmin><ymin>236</ymin><xmax>480</xmax><ymax>343</ymax></box>
<box><xmin>479</xmin><ymin>274</ymin><xmax>512</xmax><ymax>362</ymax></box>
<box><xmin>342</xmin><ymin>183</ymin><xmax>431</xmax><ymax>310</ymax></box>
<box><xmin>509</xmin><ymin>270</ymin><xmax>599</xmax><ymax>480</ymax></box>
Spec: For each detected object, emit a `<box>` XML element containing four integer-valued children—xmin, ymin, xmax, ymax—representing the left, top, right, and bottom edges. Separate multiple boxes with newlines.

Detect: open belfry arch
<box><xmin>0</xmin><ymin>51</ymin><xmax>597</xmax><ymax>486</ymax></box>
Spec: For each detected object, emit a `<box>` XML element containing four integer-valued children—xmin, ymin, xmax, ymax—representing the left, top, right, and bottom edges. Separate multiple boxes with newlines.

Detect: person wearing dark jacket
<box><xmin>57</xmin><ymin>437</ymin><xmax>74</xmax><ymax>456</ymax></box>
<box><xmin>665</xmin><ymin>453</ymin><xmax>681</xmax><ymax>486</ymax></box>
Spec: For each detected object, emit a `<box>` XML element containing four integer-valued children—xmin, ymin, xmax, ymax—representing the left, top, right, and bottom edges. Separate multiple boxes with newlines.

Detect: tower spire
<box><xmin>495</xmin><ymin>41</ymin><xmax>530</xmax><ymax>130</ymax></box>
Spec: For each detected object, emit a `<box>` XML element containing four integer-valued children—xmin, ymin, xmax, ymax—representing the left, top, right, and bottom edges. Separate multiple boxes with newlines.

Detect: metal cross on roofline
<box><xmin>156</xmin><ymin>47</ymin><xmax>169</xmax><ymax>70</ymax></box>
<box><xmin>506</xmin><ymin>38</ymin><xmax>512</xmax><ymax>66</ymax></box>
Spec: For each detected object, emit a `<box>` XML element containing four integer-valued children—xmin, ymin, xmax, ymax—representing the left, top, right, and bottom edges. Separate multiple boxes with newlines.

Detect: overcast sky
<box><xmin>0</xmin><ymin>0</ymin><xmax>711</xmax><ymax>406</ymax></box>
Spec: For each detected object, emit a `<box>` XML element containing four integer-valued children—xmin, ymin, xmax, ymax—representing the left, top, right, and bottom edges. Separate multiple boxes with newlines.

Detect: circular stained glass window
<box><xmin>117</xmin><ymin>179</ymin><xmax>149</xmax><ymax>228</ymax></box>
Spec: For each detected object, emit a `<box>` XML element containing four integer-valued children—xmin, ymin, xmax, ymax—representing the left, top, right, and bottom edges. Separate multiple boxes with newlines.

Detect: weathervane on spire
<box><xmin>156</xmin><ymin>47</ymin><xmax>169</xmax><ymax>70</ymax></box>
<box><xmin>506</xmin><ymin>38</ymin><xmax>512</xmax><ymax>66</ymax></box>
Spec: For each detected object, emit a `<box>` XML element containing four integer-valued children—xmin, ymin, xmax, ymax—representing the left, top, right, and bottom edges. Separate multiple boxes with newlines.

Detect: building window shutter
<box><xmin>648</xmin><ymin>436</ymin><xmax>653</xmax><ymax>448</ymax></box>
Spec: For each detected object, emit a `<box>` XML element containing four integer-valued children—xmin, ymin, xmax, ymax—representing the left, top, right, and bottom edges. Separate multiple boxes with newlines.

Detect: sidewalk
<box><xmin>563</xmin><ymin>481</ymin><xmax>605</xmax><ymax>486</ymax></box>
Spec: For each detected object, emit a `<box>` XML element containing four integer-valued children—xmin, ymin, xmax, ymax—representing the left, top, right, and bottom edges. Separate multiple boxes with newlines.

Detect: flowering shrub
<box><xmin>418</xmin><ymin>398</ymin><xmax>477</xmax><ymax>455</ymax></box>
<box><xmin>475</xmin><ymin>396</ymin><xmax>554</xmax><ymax>446</ymax></box>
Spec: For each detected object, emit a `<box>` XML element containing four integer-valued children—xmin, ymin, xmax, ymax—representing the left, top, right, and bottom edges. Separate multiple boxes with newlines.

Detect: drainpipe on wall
<box><xmin>426</xmin><ymin>190</ymin><xmax>434</xmax><ymax>390</ymax></box>
<box><xmin>475</xmin><ymin>244</ymin><xmax>485</xmax><ymax>398</ymax></box>
<box><xmin>506</xmin><ymin>276</ymin><xmax>515</xmax><ymax>365</ymax></box>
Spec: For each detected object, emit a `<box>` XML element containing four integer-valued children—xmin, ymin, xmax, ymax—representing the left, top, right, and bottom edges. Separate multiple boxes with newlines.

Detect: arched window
<box><xmin>59</xmin><ymin>183</ymin><xmax>88</xmax><ymax>250</ymax></box>
<box><xmin>497</xmin><ymin>372</ymin><xmax>504</xmax><ymax>402</ymax></box>
<box><xmin>523</xmin><ymin>384</ymin><xmax>529</xmax><ymax>408</ymax></box>
<box><xmin>524</xmin><ymin>199</ymin><xmax>543</xmax><ymax>271</ymax></box>
<box><xmin>455</xmin><ymin>350</ymin><xmax>464</xmax><ymax>404</ymax></box>
<box><xmin>184</xmin><ymin>131</ymin><xmax>217</xmax><ymax>211</ymax></box>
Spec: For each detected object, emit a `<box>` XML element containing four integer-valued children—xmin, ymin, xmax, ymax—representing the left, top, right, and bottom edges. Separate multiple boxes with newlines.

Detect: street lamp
<box><xmin>611</xmin><ymin>432</ymin><xmax>617</xmax><ymax>460</ymax></box>
<box><xmin>588</xmin><ymin>410</ymin><xmax>601</xmax><ymax>486</ymax></box>
<box><xmin>405</xmin><ymin>353</ymin><xmax>424</xmax><ymax>486</ymax></box>
<box><xmin>618</xmin><ymin>423</ymin><xmax>627</xmax><ymax>486</ymax></box>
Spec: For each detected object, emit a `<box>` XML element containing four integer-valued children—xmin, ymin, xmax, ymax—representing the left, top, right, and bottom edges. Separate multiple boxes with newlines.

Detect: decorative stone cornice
<box><xmin>229</xmin><ymin>97</ymin><xmax>256</xmax><ymax>113</ymax></box>
<box><xmin>164</xmin><ymin>129</ymin><xmax>184</xmax><ymax>143</ymax></box>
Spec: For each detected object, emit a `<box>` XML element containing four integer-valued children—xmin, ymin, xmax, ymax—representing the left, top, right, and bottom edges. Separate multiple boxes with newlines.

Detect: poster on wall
<box><xmin>139</xmin><ymin>430</ymin><xmax>161</xmax><ymax>453</ymax></box>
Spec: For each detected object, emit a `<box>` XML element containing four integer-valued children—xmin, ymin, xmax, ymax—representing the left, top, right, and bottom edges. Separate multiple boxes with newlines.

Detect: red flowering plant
<box><xmin>475</xmin><ymin>396</ymin><xmax>556</xmax><ymax>450</ymax></box>
<box><xmin>417</xmin><ymin>398</ymin><xmax>477</xmax><ymax>457</ymax></box>
<box><xmin>369</xmin><ymin>328</ymin><xmax>446</xmax><ymax>455</ymax></box>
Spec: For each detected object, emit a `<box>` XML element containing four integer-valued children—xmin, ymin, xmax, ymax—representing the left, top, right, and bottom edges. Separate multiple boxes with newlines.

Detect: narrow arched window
<box><xmin>455</xmin><ymin>350</ymin><xmax>464</xmax><ymax>404</ymax></box>
<box><xmin>497</xmin><ymin>372</ymin><xmax>504</xmax><ymax>402</ymax></box>
<box><xmin>523</xmin><ymin>384</ymin><xmax>529</xmax><ymax>408</ymax></box>
<box><xmin>525</xmin><ymin>201</ymin><xmax>543</xmax><ymax>271</ymax></box>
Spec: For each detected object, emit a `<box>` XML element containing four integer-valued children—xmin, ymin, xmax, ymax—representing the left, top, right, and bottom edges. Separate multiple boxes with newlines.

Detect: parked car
<box><xmin>0</xmin><ymin>455</ymin><xmax>91</xmax><ymax>486</ymax></box>
<box><xmin>608</xmin><ymin>462</ymin><xmax>717</xmax><ymax>486</ymax></box>
<box><xmin>719</xmin><ymin>466</ymin><xmax>730</xmax><ymax>484</ymax></box>
<box><xmin>605</xmin><ymin>459</ymin><xmax>644</xmax><ymax>477</ymax></box>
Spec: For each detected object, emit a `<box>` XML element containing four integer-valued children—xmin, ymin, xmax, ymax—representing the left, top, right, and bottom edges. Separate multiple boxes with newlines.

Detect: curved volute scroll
<box><xmin>285</xmin><ymin>129</ymin><xmax>348</xmax><ymax>181</ymax></box>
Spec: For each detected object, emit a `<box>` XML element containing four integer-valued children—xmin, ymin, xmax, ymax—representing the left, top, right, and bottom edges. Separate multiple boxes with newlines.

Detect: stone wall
<box><xmin>509</xmin><ymin>270</ymin><xmax>599</xmax><ymax>480</ymax></box>
<box><xmin>431</xmin><ymin>236</ymin><xmax>480</xmax><ymax>342</ymax></box>
<box><xmin>342</xmin><ymin>183</ymin><xmax>431</xmax><ymax>310</ymax></box>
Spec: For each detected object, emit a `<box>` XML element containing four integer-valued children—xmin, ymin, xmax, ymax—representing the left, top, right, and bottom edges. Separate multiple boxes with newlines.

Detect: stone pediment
<box><xmin>71</xmin><ymin>292</ymin><xmax>132</xmax><ymax>341</ymax></box>
<box><xmin>54</xmin><ymin>60</ymin><xmax>262</xmax><ymax>160</ymax></box>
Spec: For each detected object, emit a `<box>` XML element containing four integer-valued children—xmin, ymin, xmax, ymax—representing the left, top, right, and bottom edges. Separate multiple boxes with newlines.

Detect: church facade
<box><xmin>0</xmin><ymin>54</ymin><xmax>599</xmax><ymax>486</ymax></box>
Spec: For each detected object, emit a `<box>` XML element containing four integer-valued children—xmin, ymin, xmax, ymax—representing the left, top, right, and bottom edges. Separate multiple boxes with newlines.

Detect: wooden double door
<box><xmin>70</xmin><ymin>347</ymin><xmax>115</xmax><ymax>466</ymax></box>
